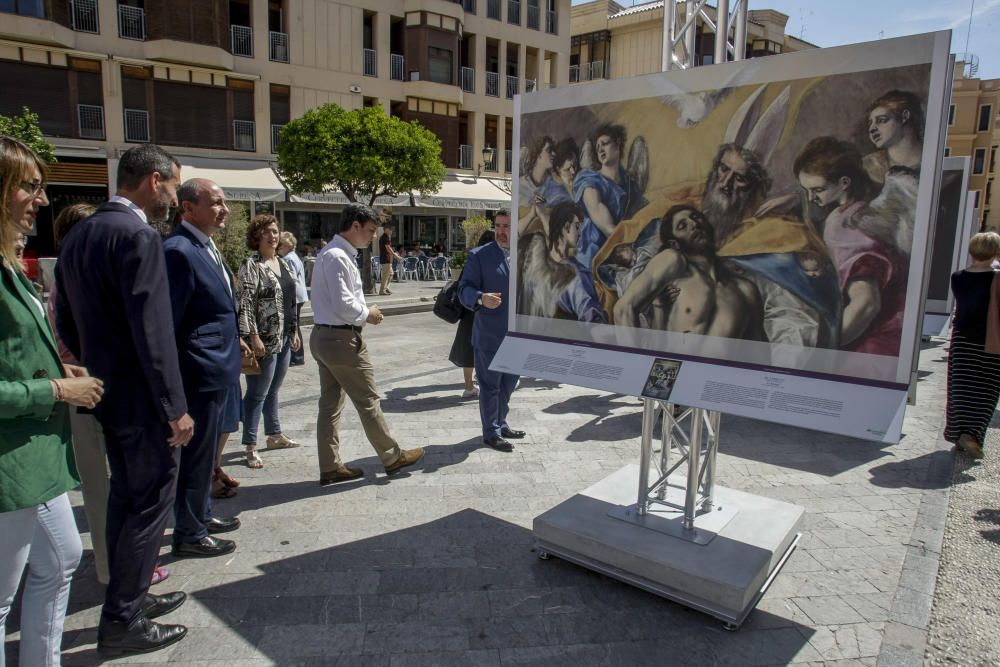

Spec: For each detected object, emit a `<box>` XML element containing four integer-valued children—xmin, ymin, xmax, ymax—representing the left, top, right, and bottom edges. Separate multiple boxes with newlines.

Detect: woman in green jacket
<box><xmin>0</xmin><ymin>137</ymin><xmax>105</xmax><ymax>666</ymax></box>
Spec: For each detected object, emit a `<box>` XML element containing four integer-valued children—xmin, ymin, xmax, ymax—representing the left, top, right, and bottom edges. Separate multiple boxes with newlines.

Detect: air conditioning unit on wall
<box><xmin>409</xmin><ymin>71</ymin><xmax>420</xmax><ymax>81</ymax></box>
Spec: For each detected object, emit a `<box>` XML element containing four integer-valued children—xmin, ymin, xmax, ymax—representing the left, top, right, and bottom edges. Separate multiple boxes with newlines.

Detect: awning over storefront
<box><xmin>178</xmin><ymin>157</ymin><xmax>287</xmax><ymax>202</ymax></box>
<box><xmin>289</xmin><ymin>175</ymin><xmax>512</xmax><ymax>210</ymax></box>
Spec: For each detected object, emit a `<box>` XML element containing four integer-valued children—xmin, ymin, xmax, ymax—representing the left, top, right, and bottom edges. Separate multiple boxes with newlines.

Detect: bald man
<box><xmin>162</xmin><ymin>179</ymin><xmax>245</xmax><ymax>559</ymax></box>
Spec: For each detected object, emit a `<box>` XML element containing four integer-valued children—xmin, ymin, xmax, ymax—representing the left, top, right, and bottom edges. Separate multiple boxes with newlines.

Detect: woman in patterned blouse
<box><xmin>237</xmin><ymin>214</ymin><xmax>302</xmax><ymax>468</ymax></box>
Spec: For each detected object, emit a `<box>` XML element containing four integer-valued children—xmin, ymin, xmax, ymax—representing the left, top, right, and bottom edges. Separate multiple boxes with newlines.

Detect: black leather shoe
<box><xmin>171</xmin><ymin>535</ymin><xmax>236</xmax><ymax>558</ymax></box>
<box><xmin>483</xmin><ymin>436</ymin><xmax>514</xmax><ymax>452</ymax></box>
<box><xmin>140</xmin><ymin>591</ymin><xmax>186</xmax><ymax>619</ymax></box>
<box><xmin>206</xmin><ymin>516</ymin><xmax>241</xmax><ymax>534</ymax></box>
<box><xmin>500</xmin><ymin>427</ymin><xmax>526</xmax><ymax>439</ymax></box>
<box><xmin>98</xmin><ymin>617</ymin><xmax>187</xmax><ymax>657</ymax></box>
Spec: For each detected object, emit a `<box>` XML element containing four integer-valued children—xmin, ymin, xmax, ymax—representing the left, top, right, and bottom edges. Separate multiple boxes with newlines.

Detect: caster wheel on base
<box><xmin>537</xmin><ymin>550</ymin><xmax>551</xmax><ymax>560</ymax></box>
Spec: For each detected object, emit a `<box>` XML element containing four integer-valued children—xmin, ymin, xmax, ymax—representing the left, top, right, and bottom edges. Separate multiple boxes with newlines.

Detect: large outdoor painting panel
<box><xmin>924</xmin><ymin>157</ymin><xmax>971</xmax><ymax>312</ymax></box>
<box><xmin>494</xmin><ymin>32</ymin><xmax>952</xmax><ymax>443</ymax></box>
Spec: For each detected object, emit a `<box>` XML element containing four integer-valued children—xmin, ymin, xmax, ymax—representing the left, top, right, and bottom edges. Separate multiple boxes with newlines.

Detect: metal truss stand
<box><xmin>638</xmin><ymin>400</ymin><xmax>721</xmax><ymax>530</ymax></box>
<box><xmin>663</xmin><ymin>0</ymin><xmax>749</xmax><ymax>72</ymax></box>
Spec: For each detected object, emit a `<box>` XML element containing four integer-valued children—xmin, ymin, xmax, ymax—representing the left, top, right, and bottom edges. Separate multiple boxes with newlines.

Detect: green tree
<box><xmin>217</xmin><ymin>202</ymin><xmax>251</xmax><ymax>275</ymax></box>
<box><xmin>460</xmin><ymin>215</ymin><xmax>492</xmax><ymax>249</ymax></box>
<box><xmin>277</xmin><ymin>104</ymin><xmax>446</xmax><ymax>292</ymax></box>
<box><xmin>0</xmin><ymin>107</ymin><xmax>56</xmax><ymax>163</ymax></box>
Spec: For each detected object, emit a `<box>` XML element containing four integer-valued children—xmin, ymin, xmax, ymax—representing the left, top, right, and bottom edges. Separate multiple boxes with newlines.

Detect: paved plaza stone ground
<box><xmin>4</xmin><ymin>310</ymin><xmax>992</xmax><ymax>665</ymax></box>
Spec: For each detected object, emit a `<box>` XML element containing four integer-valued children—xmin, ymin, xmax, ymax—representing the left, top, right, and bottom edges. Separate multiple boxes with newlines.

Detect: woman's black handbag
<box><xmin>433</xmin><ymin>278</ymin><xmax>465</xmax><ymax>323</ymax></box>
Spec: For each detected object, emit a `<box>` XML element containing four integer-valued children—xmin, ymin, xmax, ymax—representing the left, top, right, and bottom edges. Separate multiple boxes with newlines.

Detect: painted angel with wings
<box><xmin>572</xmin><ymin>124</ymin><xmax>649</xmax><ymax>273</ymax></box>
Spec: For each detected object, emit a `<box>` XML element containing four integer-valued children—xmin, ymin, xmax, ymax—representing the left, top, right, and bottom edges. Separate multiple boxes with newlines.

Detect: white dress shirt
<box><xmin>108</xmin><ymin>195</ymin><xmax>148</xmax><ymax>224</ymax></box>
<box><xmin>311</xmin><ymin>235</ymin><xmax>369</xmax><ymax>326</ymax></box>
<box><xmin>180</xmin><ymin>220</ymin><xmax>232</xmax><ymax>297</ymax></box>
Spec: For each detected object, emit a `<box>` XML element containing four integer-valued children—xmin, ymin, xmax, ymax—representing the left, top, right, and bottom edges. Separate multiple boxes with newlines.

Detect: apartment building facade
<box><xmin>568</xmin><ymin>0</ymin><xmax>814</xmax><ymax>84</ymax></box>
<box><xmin>945</xmin><ymin>63</ymin><xmax>998</xmax><ymax>232</ymax></box>
<box><xmin>0</xmin><ymin>0</ymin><xmax>571</xmax><ymax>254</ymax></box>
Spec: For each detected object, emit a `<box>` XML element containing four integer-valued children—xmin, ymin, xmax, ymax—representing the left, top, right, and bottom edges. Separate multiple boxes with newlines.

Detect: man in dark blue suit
<box><xmin>56</xmin><ymin>145</ymin><xmax>192</xmax><ymax>657</ymax></box>
<box><xmin>164</xmin><ymin>178</ymin><xmax>247</xmax><ymax>559</ymax></box>
<box><xmin>458</xmin><ymin>210</ymin><xmax>525</xmax><ymax>452</ymax></box>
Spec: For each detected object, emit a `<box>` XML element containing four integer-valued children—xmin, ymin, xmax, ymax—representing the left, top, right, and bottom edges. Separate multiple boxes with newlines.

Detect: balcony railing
<box><xmin>459</xmin><ymin>144</ymin><xmax>473</xmax><ymax>170</ymax></box>
<box><xmin>118</xmin><ymin>5</ymin><xmax>145</xmax><ymax>41</ymax></box>
<box><xmin>233</xmin><ymin>120</ymin><xmax>255</xmax><ymax>151</ymax></box>
<box><xmin>525</xmin><ymin>78</ymin><xmax>537</xmax><ymax>93</ymax></box>
<box><xmin>504</xmin><ymin>149</ymin><xmax>512</xmax><ymax>173</ymax></box>
<box><xmin>270</xmin><ymin>31</ymin><xmax>289</xmax><ymax>62</ymax></box>
<box><xmin>390</xmin><ymin>54</ymin><xmax>405</xmax><ymax>80</ymax></box>
<box><xmin>545</xmin><ymin>9</ymin><xmax>557</xmax><ymax>34</ymax></box>
<box><xmin>271</xmin><ymin>124</ymin><xmax>284</xmax><ymax>153</ymax></box>
<box><xmin>463</xmin><ymin>0</ymin><xmax>476</xmax><ymax>13</ymax></box>
<box><xmin>486</xmin><ymin>71</ymin><xmax>499</xmax><ymax>97</ymax></box>
<box><xmin>569</xmin><ymin>63</ymin><xmax>606</xmax><ymax>83</ymax></box>
<box><xmin>230</xmin><ymin>25</ymin><xmax>253</xmax><ymax>57</ymax></box>
<box><xmin>506</xmin><ymin>74</ymin><xmax>519</xmax><ymax>99</ymax></box>
<box><xmin>484</xmin><ymin>148</ymin><xmax>497</xmax><ymax>172</ymax></box>
<box><xmin>507</xmin><ymin>0</ymin><xmax>520</xmax><ymax>24</ymax></box>
<box><xmin>124</xmin><ymin>109</ymin><xmax>149</xmax><ymax>143</ymax></box>
<box><xmin>460</xmin><ymin>66</ymin><xmax>475</xmax><ymax>93</ymax></box>
<box><xmin>527</xmin><ymin>3</ymin><xmax>539</xmax><ymax>30</ymax></box>
<box><xmin>77</xmin><ymin>104</ymin><xmax>104</xmax><ymax>139</ymax></box>
<box><xmin>71</xmin><ymin>0</ymin><xmax>99</xmax><ymax>33</ymax></box>
<box><xmin>363</xmin><ymin>48</ymin><xmax>376</xmax><ymax>77</ymax></box>
<box><xmin>487</xmin><ymin>0</ymin><xmax>500</xmax><ymax>20</ymax></box>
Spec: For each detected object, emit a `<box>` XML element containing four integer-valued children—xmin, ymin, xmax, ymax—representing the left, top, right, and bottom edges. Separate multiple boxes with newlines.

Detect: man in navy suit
<box><xmin>163</xmin><ymin>179</ymin><xmax>247</xmax><ymax>559</ymax></box>
<box><xmin>56</xmin><ymin>145</ymin><xmax>192</xmax><ymax>657</ymax></box>
<box><xmin>458</xmin><ymin>209</ymin><xmax>525</xmax><ymax>452</ymax></box>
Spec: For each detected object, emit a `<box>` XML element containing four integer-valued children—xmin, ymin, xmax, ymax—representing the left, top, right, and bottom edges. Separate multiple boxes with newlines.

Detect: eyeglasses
<box><xmin>20</xmin><ymin>180</ymin><xmax>46</xmax><ymax>197</ymax></box>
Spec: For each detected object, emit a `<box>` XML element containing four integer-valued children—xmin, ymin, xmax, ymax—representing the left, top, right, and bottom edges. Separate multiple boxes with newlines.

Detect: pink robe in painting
<box><xmin>824</xmin><ymin>200</ymin><xmax>906</xmax><ymax>356</ymax></box>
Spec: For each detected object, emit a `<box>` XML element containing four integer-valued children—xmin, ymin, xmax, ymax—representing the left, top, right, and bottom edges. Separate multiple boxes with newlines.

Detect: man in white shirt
<box><xmin>310</xmin><ymin>203</ymin><xmax>424</xmax><ymax>485</ymax></box>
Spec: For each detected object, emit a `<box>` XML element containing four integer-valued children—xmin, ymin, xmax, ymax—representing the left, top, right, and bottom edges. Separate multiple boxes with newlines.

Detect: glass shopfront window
<box><xmin>402</xmin><ymin>215</ymin><xmax>449</xmax><ymax>252</ymax></box>
<box><xmin>282</xmin><ymin>210</ymin><xmax>342</xmax><ymax>248</ymax></box>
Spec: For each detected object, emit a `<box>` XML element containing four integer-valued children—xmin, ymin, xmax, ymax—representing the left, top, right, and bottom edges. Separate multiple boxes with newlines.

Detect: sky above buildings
<box><xmin>575</xmin><ymin>0</ymin><xmax>999</xmax><ymax>79</ymax></box>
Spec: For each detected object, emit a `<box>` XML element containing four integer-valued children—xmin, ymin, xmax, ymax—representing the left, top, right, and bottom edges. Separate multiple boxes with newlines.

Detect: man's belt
<box><xmin>316</xmin><ymin>323</ymin><xmax>363</xmax><ymax>332</ymax></box>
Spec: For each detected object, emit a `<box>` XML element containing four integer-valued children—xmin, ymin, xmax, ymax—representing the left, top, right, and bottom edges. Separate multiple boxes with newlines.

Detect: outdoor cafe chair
<box><xmin>400</xmin><ymin>256</ymin><xmax>421</xmax><ymax>281</ymax></box>
<box><xmin>428</xmin><ymin>255</ymin><xmax>451</xmax><ymax>280</ymax></box>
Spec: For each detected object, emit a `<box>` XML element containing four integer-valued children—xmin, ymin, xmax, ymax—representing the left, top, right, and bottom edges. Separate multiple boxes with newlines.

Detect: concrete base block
<box><xmin>533</xmin><ymin>464</ymin><xmax>804</xmax><ymax>627</ymax></box>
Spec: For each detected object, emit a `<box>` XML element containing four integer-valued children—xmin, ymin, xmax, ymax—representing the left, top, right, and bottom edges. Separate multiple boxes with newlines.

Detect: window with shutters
<box><xmin>428</xmin><ymin>47</ymin><xmax>453</xmax><ymax>85</ymax></box>
<box><xmin>0</xmin><ymin>58</ymin><xmax>104</xmax><ymax>140</ymax></box>
<box><xmin>153</xmin><ymin>79</ymin><xmax>254</xmax><ymax>150</ymax></box>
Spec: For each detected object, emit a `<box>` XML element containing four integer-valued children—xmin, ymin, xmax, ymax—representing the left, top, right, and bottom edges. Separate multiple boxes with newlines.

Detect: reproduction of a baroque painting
<box><xmin>511</xmin><ymin>32</ymin><xmax>951</xmax><ymax>388</ymax></box>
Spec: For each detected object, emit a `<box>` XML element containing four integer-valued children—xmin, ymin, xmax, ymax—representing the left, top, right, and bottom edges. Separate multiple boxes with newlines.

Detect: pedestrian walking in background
<box><xmin>278</xmin><ymin>231</ymin><xmax>309</xmax><ymax>366</ymax></box>
<box><xmin>0</xmin><ymin>137</ymin><xmax>100</xmax><ymax>666</ymax></box>
<box><xmin>458</xmin><ymin>210</ymin><xmax>525</xmax><ymax>452</ymax></box>
<box><xmin>237</xmin><ymin>214</ymin><xmax>301</xmax><ymax>469</ymax></box>
<box><xmin>310</xmin><ymin>203</ymin><xmax>424</xmax><ymax>485</ymax></box>
<box><xmin>55</xmin><ymin>143</ymin><xmax>192</xmax><ymax>657</ymax></box>
<box><xmin>378</xmin><ymin>225</ymin><xmax>401</xmax><ymax>295</ymax></box>
<box><xmin>449</xmin><ymin>230</ymin><xmax>494</xmax><ymax>399</ymax></box>
<box><xmin>944</xmin><ymin>231</ymin><xmax>1000</xmax><ymax>460</ymax></box>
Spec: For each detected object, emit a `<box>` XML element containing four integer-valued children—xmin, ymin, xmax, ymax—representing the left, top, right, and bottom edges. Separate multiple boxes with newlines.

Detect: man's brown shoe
<box><xmin>320</xmin><ymin>466</ymin><xmax>364</xmax><ymax>486</ymax></box>
<box><xmin>385</xmin><ymin>448</ymin><xmax>425</xmax><ymax>475</ymax></box>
